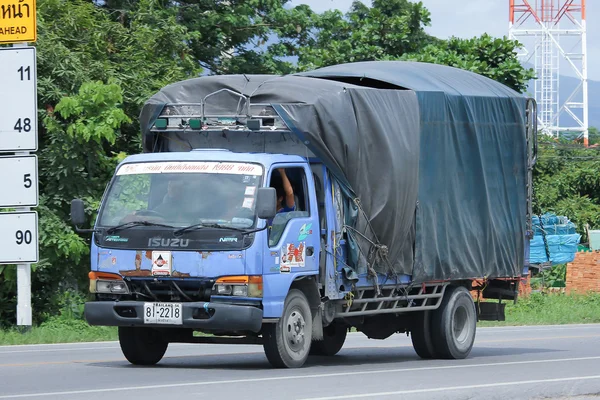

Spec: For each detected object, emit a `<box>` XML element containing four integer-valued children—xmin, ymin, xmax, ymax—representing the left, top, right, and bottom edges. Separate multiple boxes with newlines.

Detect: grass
<box><xmin>1</xmin><ymin>293</ymin><xmax>600</xmax><ymax>345</ymax></box>
<box><xmin>0</xmin><ymin>317</ymin><xmax>117</xmax><ymax>345</ymax></box>
<box><xmin>477</xmin><ymin>292</ymin><xmax>600</xmax><ymax>327</ymax></box>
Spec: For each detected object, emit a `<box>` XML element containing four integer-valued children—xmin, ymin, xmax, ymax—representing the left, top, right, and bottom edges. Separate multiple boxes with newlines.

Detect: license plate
<box><xmin>143</xmin><ymin>302</ymin><xmax>183</xmax><ymax>325</ymax></box>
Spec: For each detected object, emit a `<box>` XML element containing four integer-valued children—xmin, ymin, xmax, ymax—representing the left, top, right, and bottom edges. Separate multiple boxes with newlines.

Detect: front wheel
<box><xmin>262</xmin><ymin>289</ymin><xmax>313</xmax><ymax>368</ymax></box>
<box><xmin>431</xmin><ymin>286</ymin><xmax>477</xmax><ymax>359</ymax></box>
<box><xmin>118</xmin><ymin>327</ymin><xmax>168</xmax><ymax>365</ymax></box>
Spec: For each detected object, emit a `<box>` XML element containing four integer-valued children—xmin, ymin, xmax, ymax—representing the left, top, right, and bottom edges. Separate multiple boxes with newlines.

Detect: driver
<box><xmin>152</xmin><ymin>177</ymin><xmax>188</xmax><ymax>222</ymax></box>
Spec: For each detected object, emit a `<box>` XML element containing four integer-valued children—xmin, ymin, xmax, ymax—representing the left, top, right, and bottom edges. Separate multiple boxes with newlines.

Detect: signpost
<box><xmin>0</xmin><ymin>0</ymin><xmax>38</xmax><ymax>330</ymax></box>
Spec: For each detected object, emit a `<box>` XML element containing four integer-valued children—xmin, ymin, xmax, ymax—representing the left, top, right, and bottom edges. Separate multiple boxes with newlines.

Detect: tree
<box><xmin>290</xmin><ymin>0</ymin><xmax>438</xmax><ymax>72</ymax></box>
<box><xmin>0</xmin><ymin>0</ymin><xmax>202</xmax><ymax>324</ymax></box>
<box><xmin>267</xmin><ymin>0</ymin><xmax>534</xmax><ymax>93</ymax></box>
<box><xmin>533</xmin><ymin>133</ymin><xmax>600</xmax><ymax>242</ymax></box>
<box><xmin>95</xmin><ymin>0</ymin><xmax>316</xmax><ymax>75</ymax></box>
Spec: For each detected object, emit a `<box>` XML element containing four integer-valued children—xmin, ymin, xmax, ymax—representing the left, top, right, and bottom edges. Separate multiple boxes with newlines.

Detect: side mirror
<box><xmin>256</xmin><ymin>187</ymin><xmax>277</xmax><ymax>220</ymax></box>
<box><xmin>70</xmin><ymin>199</ymin><xmax>86</xmax><ymax>226</ymax></box>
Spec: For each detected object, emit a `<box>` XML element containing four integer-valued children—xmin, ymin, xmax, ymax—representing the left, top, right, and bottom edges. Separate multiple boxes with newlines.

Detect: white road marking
<box><xmin>0</xmin><ymin>346</ymin><xmax>120</xmax><ymax>354</ymax></box>
<box><xmin>300</xmin><ymin>375</ymin><xmax>600</xmax><ymax>400</ymax></box>
<box><xmin>1</xmin><ymin>355</ymin><xmax>600</xmax><ymax>398</ymax></box>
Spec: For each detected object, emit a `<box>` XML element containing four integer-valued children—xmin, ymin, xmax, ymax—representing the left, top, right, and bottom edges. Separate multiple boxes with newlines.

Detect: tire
<box><xmin>118</xmin><ymin>327</ymin><xmax>168</xmax><ymax>365</ymax></box>
<box><xmin>309</xmin><ymin>321</ymin><xmax>347</xmax><ymax>356</ymax></box>
<box><xmin>410</xmin><ymin>310</ymin><xmax>438</xmax><ymax>359</ymax></box>
<box><xmin>263</xmin><ymin>289</ymin><xmax>313</xmax><ymax>368</ymax></box>
<box><xmin>431</xmin><ymin>286</ymin><xmax>477</xmax><ymax>359</ymax></box>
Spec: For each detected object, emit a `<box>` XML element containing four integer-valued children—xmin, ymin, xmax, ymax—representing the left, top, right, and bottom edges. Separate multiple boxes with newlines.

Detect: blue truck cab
<box><xmin>72</xmin><ymin>62</ymin><xmax>538</xmax><ymax>368</ymax></box>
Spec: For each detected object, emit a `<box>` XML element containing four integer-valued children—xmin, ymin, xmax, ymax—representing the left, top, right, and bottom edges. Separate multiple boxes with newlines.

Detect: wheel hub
<box><xmin>286</xmin><ymin>310</ymin><xmax>306</xmax><ymax>350</ymax></box>
<box><xmin>453</xmin><ymin>305</ymin><xmax>470</xmax><ymax>344</ymax></box>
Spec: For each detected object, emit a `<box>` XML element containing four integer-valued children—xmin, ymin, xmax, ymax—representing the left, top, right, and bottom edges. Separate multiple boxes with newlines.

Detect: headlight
<box><xmin>89</xmin><ymin>271</ymin><xmax>129</xmax><ymax>294</ymax></box>
<box><xmin>212</xmin><ymin>276</ymin><xmax>262</xmax><ymax>298</ymax></box>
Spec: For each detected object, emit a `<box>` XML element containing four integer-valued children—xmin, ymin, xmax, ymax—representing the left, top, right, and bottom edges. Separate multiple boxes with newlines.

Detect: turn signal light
<box><xmin>213</xmin><ymin>276</ymin><xmax>263</xmax><ymax>298</ymax></box>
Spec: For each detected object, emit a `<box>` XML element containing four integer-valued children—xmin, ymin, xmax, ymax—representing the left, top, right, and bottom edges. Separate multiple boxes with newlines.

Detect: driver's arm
<box><xmin>278</xmin><ymin>168</ymin><xmax>295</xmax><ymax>209</ymax></box>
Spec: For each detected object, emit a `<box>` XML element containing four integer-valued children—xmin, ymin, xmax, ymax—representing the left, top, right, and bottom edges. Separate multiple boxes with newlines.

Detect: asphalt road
<box><xmin>1</xmin><ymin>324</ymin><xmax>600</xmax><ymax>400</ymax></box>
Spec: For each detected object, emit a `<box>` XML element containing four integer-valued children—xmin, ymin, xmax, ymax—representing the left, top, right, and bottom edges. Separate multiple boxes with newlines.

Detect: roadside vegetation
<box><xmin>478</xmin><ymin>292</ymin><xmax>600</xmax><ymax>327</ymax></box>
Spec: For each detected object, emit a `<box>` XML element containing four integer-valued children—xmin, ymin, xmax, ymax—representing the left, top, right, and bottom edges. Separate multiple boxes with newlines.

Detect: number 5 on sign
<box><xmin>0</xmin><ymin>155</ymin><xmax>38</xmax><ymax>207</ymax></box>
<box><xmin>0</xmin><ymin>47</ymin><xmax>37</xmax><ymax>152</ymax></box>
<box><xmin>0</xmin><ymin>212</ymin><xmax>38</xmax><ymax>264</ymax></box>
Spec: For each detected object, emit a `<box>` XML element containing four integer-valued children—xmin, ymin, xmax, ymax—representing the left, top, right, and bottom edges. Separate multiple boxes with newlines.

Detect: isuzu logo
<box><xmin>147</xmin><ymin>238</ymin><xmax>190</xmax><ymax>247</ymax></box>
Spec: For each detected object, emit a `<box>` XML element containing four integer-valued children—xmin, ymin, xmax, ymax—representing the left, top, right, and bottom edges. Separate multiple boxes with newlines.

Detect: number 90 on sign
<box><xmin>0</xmin><ymin>212</ymin><xmax>38</xmax><ymax>264</ymax></box>
<box><xmin>143</xmin><ymin>302</ymin><xmax>183</xmax><ymax>325</ymax></box>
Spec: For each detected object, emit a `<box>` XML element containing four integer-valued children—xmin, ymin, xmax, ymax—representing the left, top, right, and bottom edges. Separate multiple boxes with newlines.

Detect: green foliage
<box><xmin>0</xmin><ymin>318</ymin><xmax>117</xmax><ymax>345</ymax></box>
<box><xmin>533</xmin><ymin>133</ymin><xmax>600</xmax><ymax>242</ymax></box>
<box><xmin>290</xmin><ymin>0</ymin><xmax>437</xmax><ymax>71</ymax></box>
<box><xmin>479</xmin><ymin>292</ymin><xmax>600</xmax><ymax>326</ymax></box>
<box><xmin>0</xmin><ymin>266</ymin><xmax>17</xmax><ymax>328</ymax></box>
<box><xmin>530</xmin><ymin>264</ymin><xmax>567</xmax><ymax>290</ymax></box>
<box><xmin>257</xmin><ymin>1</ymin><xmax>534</xmax><ymax>93</ymax></box>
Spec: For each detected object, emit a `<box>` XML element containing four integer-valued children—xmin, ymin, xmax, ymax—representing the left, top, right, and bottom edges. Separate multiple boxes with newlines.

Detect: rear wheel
<box><xmin>431</xmin><ymin>286</ymin><xmax>477</xmax><ymax>359</ymax></box>
<box><xmin>410</xmin><ymin>310</ymin><xmax>438</xmax><ymax>359</ymax></box>
<box><xmin>118</xmin><ymin>327</ymin><xmax>168</xmax><ymax>365</ymax></box>
<box><xmin>310</xmin><ymin>321</ymin><xmax>347</xmax><ymax>356</ymax></box>
<box><xmin>263</xmin><ymin>289</ymin><xmax>313</xmax><ymax>368</ymax></box>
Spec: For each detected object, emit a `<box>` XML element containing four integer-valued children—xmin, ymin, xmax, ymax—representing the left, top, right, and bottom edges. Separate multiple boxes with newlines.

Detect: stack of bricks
<box><xmin>518</xmin><ymin>272</ymin><xmax>532</xmax><ymax>297</ymax></box>
<box><xmin>566</xmin><ymin>250</ymin><xmax>600</xmax><ymax>294</ymax></box>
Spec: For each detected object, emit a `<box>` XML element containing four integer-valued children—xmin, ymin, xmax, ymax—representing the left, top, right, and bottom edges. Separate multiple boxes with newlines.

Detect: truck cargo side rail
<box><xmin>336</xmin><ymin>282</ymin><xmax>448</xmax><ymax>317</ymax></box>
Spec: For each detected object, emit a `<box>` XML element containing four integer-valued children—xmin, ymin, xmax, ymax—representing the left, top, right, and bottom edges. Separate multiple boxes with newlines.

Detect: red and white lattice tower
<box><xmin>509</xmin><ymin>0</ymin><xmax>588</xmax><ymax>145</ymax></box>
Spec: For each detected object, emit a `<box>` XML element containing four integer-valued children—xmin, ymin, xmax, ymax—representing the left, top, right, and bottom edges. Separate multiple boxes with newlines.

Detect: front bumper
<box><xmin>84</xmin><ymin>301</ymin><xmax>263</xmax><ymax>333</ymax></box>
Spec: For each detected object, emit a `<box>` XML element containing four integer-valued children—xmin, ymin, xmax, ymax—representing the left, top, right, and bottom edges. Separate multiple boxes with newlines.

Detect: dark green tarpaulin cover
<box><xmin>139</xmin><ymin>61</ymin><xmax>529</xmax><ymax>283</ymax></box>
<box><xmin>297</xmin><ymin>62</ymin><xmax>529</xmax><ymax>282</ymax></box>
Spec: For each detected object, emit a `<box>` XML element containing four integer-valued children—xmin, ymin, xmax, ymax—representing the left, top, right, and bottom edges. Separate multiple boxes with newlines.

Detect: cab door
<box><xmin>261</xmin><ymin>163</ymin><xmax>320</xmax><ymax>318</ymax></box>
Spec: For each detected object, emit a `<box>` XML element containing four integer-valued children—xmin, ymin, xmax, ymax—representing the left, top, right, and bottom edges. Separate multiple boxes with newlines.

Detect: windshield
<box><xmin>98</xmin><ymin>161</ymin><xmax>263</xmax><ymax>229</ymax></box>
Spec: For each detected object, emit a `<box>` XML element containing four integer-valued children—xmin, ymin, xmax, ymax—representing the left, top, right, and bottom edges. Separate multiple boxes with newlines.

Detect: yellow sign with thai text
<box><xmin>0</xmin><ymin>0</ymin><xmax>36</xmax><ymax>44</ymax></box>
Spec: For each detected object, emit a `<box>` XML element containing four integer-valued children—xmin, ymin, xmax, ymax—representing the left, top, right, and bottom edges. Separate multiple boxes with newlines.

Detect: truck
<box><xmin>71</xmin><ymin>60</ymin><xmax>537</xmax><ymax>368</ymax></box>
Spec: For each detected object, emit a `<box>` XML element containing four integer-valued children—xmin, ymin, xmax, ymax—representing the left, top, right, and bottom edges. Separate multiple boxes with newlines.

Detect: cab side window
<box><xmin>268</xmin><ymin>167</ymin><xmax>310</xmax><ymax>246</ymax></box>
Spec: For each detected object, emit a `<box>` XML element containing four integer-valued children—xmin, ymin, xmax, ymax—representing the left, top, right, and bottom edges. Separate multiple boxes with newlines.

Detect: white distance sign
<box><xmin>0</xmin><ymin>155</ymin><xmax>38</xmax><ymax>207</ymax></box>
<box><xmin>0</xmin><ymin>212</ymin><xmax>38</xmax><ymax>264</ymax></box>
<box><xmin>0</xmin><ymin>47</ymin><xmax>37</xmax><ymax>152</ymax></box>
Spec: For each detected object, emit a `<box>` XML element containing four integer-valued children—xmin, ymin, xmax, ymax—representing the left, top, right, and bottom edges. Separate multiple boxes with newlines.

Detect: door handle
<box><xmin>306</xmin><ymin>246</ymin><xmax>314</xmax><ymax>256</ymax></box>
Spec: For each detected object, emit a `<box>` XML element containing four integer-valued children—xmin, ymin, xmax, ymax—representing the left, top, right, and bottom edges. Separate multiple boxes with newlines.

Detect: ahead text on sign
<box><xmin>0</xmin><ymin>0</ymin><xmax>36</xmax><ymax>44</ymax></box>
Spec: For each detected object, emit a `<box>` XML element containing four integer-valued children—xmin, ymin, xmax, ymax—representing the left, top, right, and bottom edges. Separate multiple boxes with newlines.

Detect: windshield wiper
<box><xmin>106</xmin><ymin>220</ymin><xmax>176</xmax><ymax>234</ymax></box>
<box><xmin>173</xmin><ymin>223</ymin><xmax>250</xmax><ymax>236</ymax></box>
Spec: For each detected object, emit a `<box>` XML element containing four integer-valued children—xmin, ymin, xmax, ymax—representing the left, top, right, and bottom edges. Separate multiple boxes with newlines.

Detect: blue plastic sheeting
<box><xmin>530</xmin><ymin>213</ymin><xmax>580</xmax><ymax>265</ymax></box>
<box><xmin>532</xmin><ymin>213</ymin><xmax>577</xmax><ymax>236</ymax></box>
<box><xmin>529</xmin><ymin>234</ymin><xmax>581</xmax><ymax>265</ymax></box>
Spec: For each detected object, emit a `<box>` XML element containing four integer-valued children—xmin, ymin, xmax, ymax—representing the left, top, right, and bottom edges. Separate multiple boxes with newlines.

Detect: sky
<box><xmin>289</xmin><ymin>0</ymin><xmax>600</xmax><ymax>82</ymax></box>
